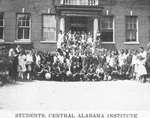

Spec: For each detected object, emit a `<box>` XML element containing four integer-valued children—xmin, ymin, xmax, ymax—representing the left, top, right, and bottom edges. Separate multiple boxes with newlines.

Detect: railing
<box><xmin>60</xmin><ymin>0</ymin><xmax>99</xmax><ymax>6</ymax></box>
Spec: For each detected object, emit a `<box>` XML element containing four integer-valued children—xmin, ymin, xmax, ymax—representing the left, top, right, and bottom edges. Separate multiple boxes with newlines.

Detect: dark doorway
<box><xmin>70</xmin><ymin>16</ymin><xmax>88</xmax><ymax>33</ymax></box>
<box><xmin>70</xmin><ymin>27</ymin><xmax>87</xmax><ymax>34</ymax></box>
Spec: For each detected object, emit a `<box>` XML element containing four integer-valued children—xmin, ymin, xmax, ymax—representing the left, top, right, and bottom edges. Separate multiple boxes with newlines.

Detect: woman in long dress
<box><xmin>57</xmin><ymin>30</ymin><xmax>63</xmax><ymax>49</ymax></box>
<box><xmin>136</xmin><ymin>47</ymin><xmax>147</xmax><ymax>82</ymax></box>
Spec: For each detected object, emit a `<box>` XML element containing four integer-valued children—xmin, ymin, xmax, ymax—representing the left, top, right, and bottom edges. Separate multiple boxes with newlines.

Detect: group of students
<box><xmin>8</xmin><ymin>30</ymin><xmax>150</xmax><ymax>83</ymax></box>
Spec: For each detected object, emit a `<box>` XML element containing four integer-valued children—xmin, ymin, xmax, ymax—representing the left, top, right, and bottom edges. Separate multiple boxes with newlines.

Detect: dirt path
<box><xmin>0</xmin><ymin>80</ymin><xmax>150</xmax><ymax>110</ymax></box>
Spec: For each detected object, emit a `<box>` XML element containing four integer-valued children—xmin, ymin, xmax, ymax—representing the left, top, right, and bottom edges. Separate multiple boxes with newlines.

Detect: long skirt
<box><xmin>136</xmin><ymin>64</ymin><xmax>147</xmax><ymax>77</ymax></box>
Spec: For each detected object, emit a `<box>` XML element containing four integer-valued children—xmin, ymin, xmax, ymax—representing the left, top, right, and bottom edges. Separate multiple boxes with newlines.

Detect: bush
<box><xmin>0</xmin><ymin>44</ymin><xmax>10</xmax><ymax>85</ymax></box>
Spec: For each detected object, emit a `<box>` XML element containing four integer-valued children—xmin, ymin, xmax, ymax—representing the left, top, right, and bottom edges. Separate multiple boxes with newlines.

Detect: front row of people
<box><xmin>8</xmin><ymin>45</ymin><xmax>150</xmax><ymax>83</ymax></box>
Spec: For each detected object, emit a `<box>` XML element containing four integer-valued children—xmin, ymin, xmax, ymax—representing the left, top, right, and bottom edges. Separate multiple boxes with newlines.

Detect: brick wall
<box><xmin>102</xmin><ymin>1</ymin><xmax>150</xmax><ymax>50</ymax></box>
<box><xmin>0</xmin><ymin>0</ymin><xmax>150</xmax><ymax>51</ymax></box>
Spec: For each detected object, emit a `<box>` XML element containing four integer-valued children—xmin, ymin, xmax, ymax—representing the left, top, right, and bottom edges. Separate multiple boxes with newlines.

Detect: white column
<box><xmin>60</xmin><ymin>17</ymin><xmax>65</xmax><ymax>33</ymax></box>
<box><xmin>60</xmin><ymin>0</ymin><xmax>64</xmax><ymax>5</ymax></box>
<box><xmin>95</xmin><ymin>0</ymin><xmax>98</xmax><ymax>5</ymax></box>
<box><xmin>93</xmin><ymin>18</ymin><xmax>98</xmax><ymax>40</ymax></box>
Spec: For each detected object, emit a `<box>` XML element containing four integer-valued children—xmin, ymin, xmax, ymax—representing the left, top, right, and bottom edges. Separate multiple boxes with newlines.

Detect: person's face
<box><xmin>140</xmin><ymin>48</ymin><xmax>143</xmax><ymax>52</ymax></box>
<box><xmin>120</xmin><ymin>50</ymin><xmax>124</xmax><ymax>54</ymax></box>
<box><xmin>125</xmin><ymin>50</ymin><xmax>128</xmax><ymax>54</ymax></box>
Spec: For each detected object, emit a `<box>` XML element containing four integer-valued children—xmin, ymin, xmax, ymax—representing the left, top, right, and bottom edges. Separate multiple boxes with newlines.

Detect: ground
<box><xmin>0</xmin><ymin>80</ymin><xmax>150</xmax><ymax>110</ymax></box>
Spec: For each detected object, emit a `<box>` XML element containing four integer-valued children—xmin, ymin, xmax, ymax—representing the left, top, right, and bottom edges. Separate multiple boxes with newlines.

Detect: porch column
<box><xmin>60</xmin><ymin>0</ymin><xmax>64</xmax><ymax>5</ymax></box>
<box><xmin>93</xmin><ymin>18</ymin><xmax>98</xmax><ymax>40</ymax></box>
<box><xmin>60</xmin><ymin>17</ymin><xmax>65</xmax><ymax>33</ymax></box>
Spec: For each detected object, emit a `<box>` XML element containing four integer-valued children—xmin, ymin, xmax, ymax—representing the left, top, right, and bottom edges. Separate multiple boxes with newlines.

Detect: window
<box><xmin>0</xmin><ymin>12</ymin><xmax>4</xmax><ymax>40</ymax></box>
<box><xmin>125</xmin><ymin>16</ymin><xmax>138</xmax><ymax>42</ymax></box>
<box><xmin>101</xmin><ymin>16</ymin><xmax>114</xmax><ymax>42</ymax></box>
<box><xmin>42</xmin><ymin>15</ymin><xmax>56</xmax><ymax>41</ymax></box>
<box><xmin>17</xmin><ymin>14</ymin><xmax>31</xmax><ymax>40</ymax></box>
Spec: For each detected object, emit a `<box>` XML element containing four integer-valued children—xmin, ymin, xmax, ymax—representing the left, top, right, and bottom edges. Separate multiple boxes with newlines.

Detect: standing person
<box><xmin>15</xmin><ymin>44</ymin><xmax>21</xmax><ymax>54</ymax></box>
<box><xmin>8</xmin><ymin>45</ymin><xmax>17</xmax><ymax>80</ymax></box>
<box><xmin>87</xmin><ymin>32</ymin><xmax>93</xmax><ymax>45</ymax></box>
<box><xmin>126</xmin><ymin>50</ymin><xmax>133</xmax><ymax>80</ymax></box>
<box><xmin>34</xmin><ymin>51</ymin><xmax>41</xmax><ymax>65</ymax></box>
<box><xmin>118</xmin><ymin>49</ymin><xmax>125</xmax><ymax>70</ymax></box>
<box><xmin>95</xmin><ymin>30</ymin><xmax>101</xmax><ymax>49</ymax></box>
<box><xmin>136</xmin><ymin>47</ymin><xmax>147</xmax><ymax>83</ymax></box>
<box><xmin>146</xmin><ymin>47</ymin><xmax>150</xmax><ymax>82</ymax></box>
<box><xmin>57</xmin><ymin>30</ymin><xmax>64</xmax><ymax>50</ymax></box>
<box><xmin>18</xmin><ymin>50</ymin><xmax>27</xmax><ymax>80</ymax></box>
<box><xmin>131</xmin><ymin>49</ymin><xmax>139</xmax><ymax>81</ymax></box>
<box><xmin>26</xmin><ymin>51</ymin><xmax>33</xmax><ymax>80</ymax></box>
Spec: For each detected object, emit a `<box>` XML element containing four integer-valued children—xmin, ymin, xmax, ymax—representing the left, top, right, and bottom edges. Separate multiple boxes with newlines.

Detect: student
<box><xmin>126</xmin><ymin>50</ymin><xmax>133</xmax><ymax>79</ymax></box>
<box><xmin>95</xmin><ymin>30</ymin><xmax>101</xmax><ymax>49</ymax></box>
<box><xmin>146</xmin><ymin>48</ymin><xmax>150</xmax><ymax>82</ymax></box>
<box><xmin>43</xmin><ymin>61</ymin><xmax>51</xmax><ymax>80</ymax></box>
<box><xmin>136</xmin><ymin>47</ymin><xmax>147</xmax><ymax>83</ymax></box>
<box><xmin>33</xmin><ymin>60</ymin><xmax>44</xmax><ymax>80</ymax></box>
<box><xmin>18</xmin><ymin>50</ymin><xmax>27</xmax><ymax>80</ymax></box>
<box><xmin>8</xmin><ymin>45</ymin><xmax>17</xmax><ymax>79</ymax></box>
<box><xmin>26</xmin><ymin>51</ymin><xmax>33</xmax><ymax>80</ymax></box>
<box><xmin>118</xmin><ymin>49</ymin><xmax>125</xmax><ymax>68</ymax></box>
<box><xmin>57</xmin><ymin>30</ymin><xmax>64</xmax><ymax>50</ymax></box>
<box><xmin>119</xmin><ymin>59</ymin><xmax>130</xmax><ymax>80</ymax></box>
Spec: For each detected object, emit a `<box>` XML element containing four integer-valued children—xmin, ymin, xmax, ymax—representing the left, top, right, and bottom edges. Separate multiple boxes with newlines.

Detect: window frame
<box><xmin>41</xmin><ymin>14</ymin><xmax>57</xmax><ymax>43</ymax></box>
<box><xmin>16</xmin><ymin>13</ymin><xmax>31</xmax><ymax>43</ymax></box>
<box><xmin>124</xmin><ymin>16</ymin><xmax>139</xmax><ymax>45</ymax></box>
<box><xmin>101</xmin><ymin>15</ymin><xmax>115</xmax><ymax>44</ymax></box>
<box><xmin>0</xmin><ymin>12</ymin><xmax>4</xmax><ymax>41</ymax></box>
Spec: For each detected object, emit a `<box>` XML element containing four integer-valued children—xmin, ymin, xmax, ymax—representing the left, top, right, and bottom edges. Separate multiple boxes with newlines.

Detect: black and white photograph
<box><xmin>0</xmin><ymin>0</ymin><xmax>150</xmax><ymax>117</ymax></box>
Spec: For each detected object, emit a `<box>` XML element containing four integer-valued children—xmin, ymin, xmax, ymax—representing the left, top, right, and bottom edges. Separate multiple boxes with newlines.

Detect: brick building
<box><xmin>0</xmin><ymin>0</ymin><xmax>150</xmax><ymax>51</ymax></box>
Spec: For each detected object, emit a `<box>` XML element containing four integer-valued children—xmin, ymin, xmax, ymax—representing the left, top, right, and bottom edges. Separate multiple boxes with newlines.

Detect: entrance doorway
<box><xmin>70</xmin><ymin>27</ymin><xmax>87</xmax><ymax>33</ymax></box>
<box><xmin>70</xmin><ymin>16</ymin><xmax>88</xmax><ymax>33</ymax></box>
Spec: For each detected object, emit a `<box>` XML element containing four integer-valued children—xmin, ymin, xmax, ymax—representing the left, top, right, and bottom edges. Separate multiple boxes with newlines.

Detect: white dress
<box><xmin>57</xmin><ymin>33</ymin><xmax>63</xmax><ymax>49</ymax></box>
<box><xmin>136</xmin><ymin>52</ymin><xmax>147</xmax><ymax>76</ymax></box>
<box><xmin>118</xmin><ymin>54</ymin><xmax>125</xmax><ymax>67</ymax></box>
<box><xmin>35</xmin><ymin>54</ymin><xmax>41</xmax><ymax>65</ymax></box>
<box><xmin>87</xmin><ymin>36</ymin><xmax>93</xmax><ymax>44</ymax></box>
<box><xmin>18</xmin><ymin>54</ymin><xmax>27</xmax><ymax>72</ymax></box>
<box><xmin>26</xmin><ymin>54</ymin><xmax>33</xmax><ymax>62</ymax></box>
<box><xmin>58</xmin><ymin>55</ymin><xmax>64</xmax><ymax>63</ymax></box>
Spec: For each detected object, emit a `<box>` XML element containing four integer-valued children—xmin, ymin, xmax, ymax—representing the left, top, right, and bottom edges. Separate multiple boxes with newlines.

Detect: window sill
<box><xmin>102</xmin><ymin>42</ymin><xmax>116</xmax><ymax>44</ymax></box>
<box><xmin>14</xmin><ymin>40</ymin><xmax>32</xmax><ymax>44</ymax></box>
<box><xmin>40</xmin><ymin>41</ymin><xmax>57</xmax><ymax>44</ymax></box>
<box><xmin>0</xmin><ymin>40</ymin><xmax>4</xmax><ymax>43</ymax></box>
<box><xmin>124</xmin><ymin>42</ymin><xmax>140</xmax><ymax>45</ymax></box>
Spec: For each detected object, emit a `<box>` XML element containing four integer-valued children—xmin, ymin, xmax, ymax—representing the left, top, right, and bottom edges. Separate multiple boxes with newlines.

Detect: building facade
<box><xmin>0</xmin><ymin>0</ymin><xmax>150</xmax><ymax>51</ymax></box>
